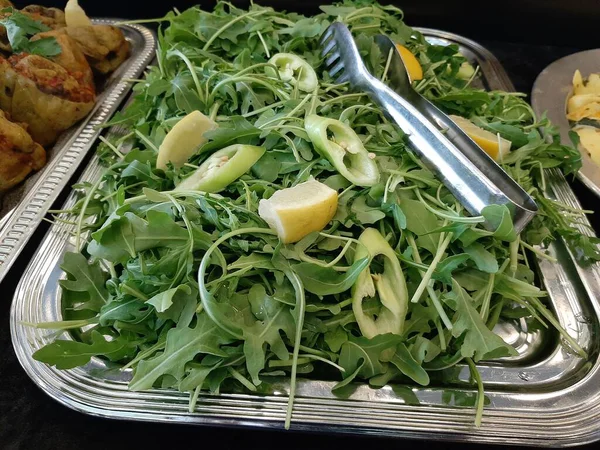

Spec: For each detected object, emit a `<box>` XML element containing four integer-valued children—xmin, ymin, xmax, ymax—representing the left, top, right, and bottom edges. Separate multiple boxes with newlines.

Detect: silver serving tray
<box><xmin>531</xmin><ymin>49</ymin><xmax>600</xmax><ymax>198</ymax></box>
<box><xmin>0</xmin><ymin>19</ymin><xmax>156</xmax><ymax>283</ymax></box>
<box><xmin>10</xmin><ymin>30</ymin><xmax>600</xmax><ymax>447</ymax></box>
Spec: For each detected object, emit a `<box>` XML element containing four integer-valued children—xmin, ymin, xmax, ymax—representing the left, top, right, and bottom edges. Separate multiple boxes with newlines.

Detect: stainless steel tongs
<box><xmin>320</xmin><ymin>23</ymin><xmax>538</xmax><ymax>233</ymax></box>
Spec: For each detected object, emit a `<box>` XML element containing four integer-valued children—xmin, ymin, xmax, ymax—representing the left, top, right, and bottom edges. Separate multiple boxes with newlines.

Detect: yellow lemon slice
<box><xmin>65</xmin><ymin>0</ymin><xmax>93</xmax><ymax>27</ymax></box>
<box><xmin>157</xmin><ymin>111</ymin><xmax>217</xmax><ymax>170</ymax></box>
<box><xmin>449</xmin><ymin>115</ymin><xmax>512</xmax><ymax>161</ymax></box>
<box><xmin>258</xmin><ymin>180</ymin><xmax>338</xmax><ymax>244</ymax></box>
<box><xmin>396</xmin><ymin>44</ymin><xmax>423</xmax><ymax>82</ymax></box>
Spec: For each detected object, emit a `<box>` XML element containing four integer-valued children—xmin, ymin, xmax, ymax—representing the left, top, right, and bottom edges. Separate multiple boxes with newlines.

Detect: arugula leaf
<box><xmin>98</xmin><ymin>298</ymin><xmax>149</xmax><ymax>326</ymax></box>
<box><xmin>146</xmin><ymin>284</ymin><xmax>193</xmax><ymax>316</ymax></box>
<box><xmin>482</xmin><ymin>205</ymin><xmax>517</xmax><ymax>242</ymax></box>
<box><xmin>324</xmin><ymin>326</ymin><xmax>348</xmax><ymax>352</ymax></box>
<box><xmin>402</xmin><ymin>198</ymin><xmax>440</xmax><ymax>254</ymax></box>
<box><xmin>33</xmin><ymin>331</ymin><xmax>134</xmax><ymax>369</ymax></box>
<box><xmin>199</xmin><ymin>116</ymin><xmax>260</xmax><ymax>154</ymax></box>
<box><xmin>337</xmin><ymin>333</ymin><xmax>403</xmax><ymax>381</ymax></box>
<box><xmin>432</xmin><ymin>254</ymin><xmax>471</xmax><ymax>284</ymax></box>
<box><xmin>389</xmin><ymin>343</ymin><xmax>430</xmax><ymax>386</ymax></box>
<box><xmin>130</xmin><ymin>314</ymin><xmax>230</xmax><ymax>391</ymax></box>
<box><xmin>242</xmin><ymin>300</ymin><xmax>295</xmax><ymax>385</ymax></box>
<box><xmin>59</xmin><ymin>252</ymin><xmax>109</xmax><ymax>312</ymax></box>
<box><xmin>410</xmin><ymin>336</ymin><xmax>441</xmax><ymax>364</ymax></box>
<box><xmin>350</xmin><ymin>196</ymin><xmax>386</xmax><ymax>224</ymax></box>
<box><xmin>293</xmin><ymin>257</ymin><xmax>369</xmax><ymax>296</ymax></box>
<box><xmin>448</xmin><ymin>280</ymin><xmax>518</xmax><ymax>362</ymax></box>
<box><xmin>278</xmin><ymin>17</ymin><xmax>328</xmax><ymax>38</ymax></box>
<box><xmin>403</xmin><ymin>303</ymin><xmax>437</xmax><ymax>336</ymax></box>
<box><xmin>382</xmin><ymin>202</ymin><xmax>407</xmax><ymax>230</ymax></box>
<box><xmin>464</xmin><ymin>242</ymin><xmax>499</xmax><ymax>273</ymax></box>
<box><xmin>88</xmin><ymin>210</ymin><xmax>190</xmax><ymax>262</ymax></box>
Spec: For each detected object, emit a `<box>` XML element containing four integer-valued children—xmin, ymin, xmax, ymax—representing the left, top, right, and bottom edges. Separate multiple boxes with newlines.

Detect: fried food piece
<box><xmin>31</xmin><ymin>29</ymin><xmax>94</xmax><ymax>89</ymax></box>
<box><xmin>21</xmin><ymin>5</ymin><xmax>66</xmax><ymax>29</ymax></box>
<box><xmin>0</xmin><ymin>7</ymin><xmax>14</xmax><ymax>52</ymax></box>
<box><xmin>0</xmin><ymin>1</ymin><xmax>14</xmax><ymax>8</ymax></box>
<box><xmin>65</xmin><ymin>25</ymin><xmax>130</xmax><ymax>74</ymax></box>
<box><xmin>0</xmin><ymin>110</ymin><xmax>46</xmax><ymax>191</ymax></box>
<box><xmin>0</xmin><ymin>54</ymin><xmax>95</xmax><ymax>146</ymax></box>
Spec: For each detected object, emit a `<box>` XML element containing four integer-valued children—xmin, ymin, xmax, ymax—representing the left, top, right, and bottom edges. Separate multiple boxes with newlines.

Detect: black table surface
<box><xmin>2</xmin><ymin>16</ymin><xmax>600</xmax><ymax>450</ymax></box>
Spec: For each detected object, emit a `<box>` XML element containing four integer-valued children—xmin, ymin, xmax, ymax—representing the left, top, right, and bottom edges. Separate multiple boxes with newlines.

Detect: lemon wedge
<box><xmin>575</xmin><ymin>126</ymin><xmax>600</xmax><ymax>166</ymax></box>
<box><xmin>258</xmin><ymin>180</ymin><xmax>338</xmax><ymax>244</ymax></box>
<box><xmin>65</xmin><ymin>0</ymin><xmax>93</xmax><ymax>27</ymax></box>
<box><xmin>449</xmin><ymin>115</ymin><xmax>511</xmax><ymax>161</ymax></box>
<box><xmin>396</xmin><ymin>44</ymin><xmax>423</xmax><ymax>82</ymax></box>
<box><xmin>157</xmin><ymin>111</ymin><xmax>217</xmax><ymax>170</ymax></box>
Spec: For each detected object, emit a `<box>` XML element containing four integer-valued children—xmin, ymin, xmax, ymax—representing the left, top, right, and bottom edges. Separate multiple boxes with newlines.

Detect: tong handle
<box><xmin>411</xmin><ymin>95</ymin><xmax>538</xmax><ymax>227</ymax></box>
<box><xmin>360</xmin><ymin>75</ymin><xmax>509</xmax><ymax>222</ymax></box>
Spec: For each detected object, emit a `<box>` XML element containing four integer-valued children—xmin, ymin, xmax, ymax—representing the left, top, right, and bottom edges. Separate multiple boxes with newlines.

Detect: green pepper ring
<box><xmin>266</xmin><ymin>53</ymin><xmax>318</xmax><ymax>92</ymax></box>
<box><xmin>175</xmin><ymin>144</ymin><xmax>266</xmax><ymax>193</ymax></box>
<box><xmin>352</xmin><ymin>227</ymin><xmax>409</xmax><ymax>339</ymax></box>
<box><xmin>305</xmin><ymin>114</ymin><xmax>380</xmax><ymax>187</ymax></box>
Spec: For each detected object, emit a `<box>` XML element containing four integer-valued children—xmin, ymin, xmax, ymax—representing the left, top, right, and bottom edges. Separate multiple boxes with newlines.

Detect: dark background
<box><xmin>2</xmin><ymin>1</ymin><xmax>600</xmax><ymax>449</ymax></box>
<box><xmin>13</xmin><ymin>0</ymin><xmax>600</xmax><ymax>48</ymax></box>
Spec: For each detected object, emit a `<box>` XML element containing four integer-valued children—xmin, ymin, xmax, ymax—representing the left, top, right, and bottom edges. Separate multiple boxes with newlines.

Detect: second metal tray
<box><xmin>0</xmin><ymin>19</ymin><xmax>156</xmax><ymax>284</ymax></box>
<box><xmin>10</xmin><ymin>29</ymin><xmax>600</xmax><ymax>447</ymax></box>
<box><xmin>531</xmin><ymin>49</ymin><xmax>600</xmax><ymax>199</ymax></box>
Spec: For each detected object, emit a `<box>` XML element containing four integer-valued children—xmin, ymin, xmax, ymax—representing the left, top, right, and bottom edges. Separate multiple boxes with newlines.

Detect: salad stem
<box><xmin>410</xmin><ymin>233</ymin><xmax>453</xmax><ymax>304</ymax></box>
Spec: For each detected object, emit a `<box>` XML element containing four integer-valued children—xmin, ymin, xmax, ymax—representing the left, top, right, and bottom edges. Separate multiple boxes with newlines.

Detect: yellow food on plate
<box><xmin>157</xmin><ymin>111</ymin><xmax>218</xmax><ymax>171</ymax></box>
<box><xmin>568</xmin><ymin>70</ymin><xmax>600</xmax><ymax>122</ymax></box>
<box><xmin>567</xmin><ymin>94</ymin><xmax>600</xmax><ymax>114</ymax></box>
<box><xmin>574</xmin><ymin>126</ymin><xmax>600</xmax><ymax>166</ymax></box>
<box><xmin>65</xmin><ymin>0</ymin><xmax>92</xmax><ymax>27</ymax></box>
<box><xmin>567</xmin><ymin>102</ymin><xmax>600</xmax><ymax>122</ymax></box>
<box><xmin>258</xmin><ymin>179</ymin><xmax>338</xmax><ymax>244</ymax></box>
<box><xmin>449</xmin><ymin>115</ymin><xmax>512</xmax><ymax>161</ymax></box>
<box><xmin>573</xmin><ymin>70</ymin><xmax>600</xmax><ymax>95</ymax></box>
<box><xmin>395</xmin><ymin>44</ymin><xmax>423</xmax><ymax>82</ymax></box>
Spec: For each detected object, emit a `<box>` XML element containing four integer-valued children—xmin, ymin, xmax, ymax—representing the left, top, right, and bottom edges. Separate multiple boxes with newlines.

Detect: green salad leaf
<box><xmin>0</xmin><ymin>7</ymin><xmax>61</xmax><ymax>57</ymax></box>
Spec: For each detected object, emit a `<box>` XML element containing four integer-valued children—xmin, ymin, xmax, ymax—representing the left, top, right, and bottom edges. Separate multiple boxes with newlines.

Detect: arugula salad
<box><xmin>32</xmin><ymin>0</ymin><xmax>600</xmax><ymax>428</ymax></box>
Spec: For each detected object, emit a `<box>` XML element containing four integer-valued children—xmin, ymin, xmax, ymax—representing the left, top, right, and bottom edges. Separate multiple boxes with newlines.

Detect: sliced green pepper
<box><xmin>305</xmin><ymin>115</ymin><xmax>380</xmax><ymax>187</ymax></box>
<box><xmin>352</xmin><ymin>228</ymin><xmax>408</xmax><ymax>339</ymax></box>
<box><xmin>266</xmin><ymin>53</ymin><xmax>318</xmax><ymax>92</ymax></box>
<box><xmin>175</xmin><ymin>144</ymin><xmax>265</xmax><ymax>193</ymax></box>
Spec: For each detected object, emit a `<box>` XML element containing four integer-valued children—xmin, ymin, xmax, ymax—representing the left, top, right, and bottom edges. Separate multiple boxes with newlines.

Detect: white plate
<box><xmin>531</xmin><ymin>49</ymin><xmax>600</xmax><ymax>197</ymax></box>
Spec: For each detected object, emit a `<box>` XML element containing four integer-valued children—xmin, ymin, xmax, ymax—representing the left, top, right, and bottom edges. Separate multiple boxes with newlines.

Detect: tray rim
<box><xmin>0</xmin><ymin>18</ymin><xmax>157</xmax><ymax>284</ymax></box>
<box><xmin>9</xmin><ymin>28</ymin><xmax>600</xmax><ymax>447</ymax></box>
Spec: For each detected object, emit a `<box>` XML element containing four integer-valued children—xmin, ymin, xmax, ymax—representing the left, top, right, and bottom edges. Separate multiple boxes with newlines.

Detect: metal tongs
<box><xmin>320</xmin><ymin>23</ymin><xmax>537</xmax><ymax>233</ymax></box>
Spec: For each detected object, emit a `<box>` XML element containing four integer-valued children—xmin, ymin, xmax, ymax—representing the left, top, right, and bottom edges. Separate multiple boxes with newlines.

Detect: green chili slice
<box><xmin>305</xmin><ymin>114</ymin><xmax>380</xmax><ymax>187</ymax></box>
<box><xmin>266</xmin><ymin>53</ymin><xmax>318</xmax><ymax>92</ymax></box>
<box><xmin>175</xmin><ymin>144</ymin><xmax>265</xmax><ymax>193</ymax></box>
<box><xmin>352</xmin><ymin>228</ymin><xmax>408</xmax><ymax>339</ymax></box>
